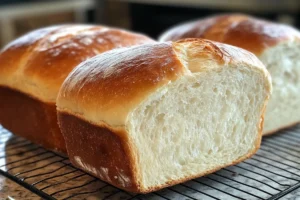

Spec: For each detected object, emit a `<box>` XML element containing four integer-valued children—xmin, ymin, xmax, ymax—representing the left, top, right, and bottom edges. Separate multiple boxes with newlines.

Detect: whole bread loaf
<box><xmin>57</xmin><ymin>38</ymin><xmax>272</xmax><ymax>193</ymax></box>
<box><xmin>159</xmin><ymin>14</ymin><xmax>300</xmax><ymax>135</ymax></box>
<box><xmin>0</xmin><ymin>25</ymin><xmax>154</xmax><ymax>153</ymax></box>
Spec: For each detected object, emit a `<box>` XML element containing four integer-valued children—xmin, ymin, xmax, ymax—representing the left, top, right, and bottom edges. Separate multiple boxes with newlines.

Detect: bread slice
<box><xmin>57</xmin><ymin>39</ymin><xmax>272</xmax><ymax>193</ymax></box>
<box><xmin>259</xmin><ymin>42</ymin><xmax>300</xmax><ymax>134</ymax></box>
<box><xmin>0</xmin><ymin>25</ymin><xmax>154</xmax><ymax>153</ymax></box>
<box><xmin>159</xmin><ymin>14</ymin><xmax>300</xmax><ymax>135</ymax></box>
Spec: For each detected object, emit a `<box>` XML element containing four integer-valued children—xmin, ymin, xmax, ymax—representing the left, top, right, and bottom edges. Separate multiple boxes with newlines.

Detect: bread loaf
<box><xmin>159</xmin><ymin>14</ymin><xmax>300</xmax><ymax>135</ymax></box>
<box><xmin>57</xmin><ymin>39</ymin><xmax>272</xmax><ymax>192</ymax></box>
<box><xmin>0</xmin><ymin>25</ymin><xmax>154</xmax><ymax>153</ymax></box>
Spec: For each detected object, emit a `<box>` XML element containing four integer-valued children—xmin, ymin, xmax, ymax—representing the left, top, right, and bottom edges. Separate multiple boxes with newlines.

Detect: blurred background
<box><xmin>0</xmin><ymin>0</ymin><xmax>300</xmax><ymax>47</ymax></box>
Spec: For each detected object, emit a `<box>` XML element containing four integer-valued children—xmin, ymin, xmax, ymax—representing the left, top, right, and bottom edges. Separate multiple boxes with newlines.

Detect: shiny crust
<box><xmin>0</xmin><ymin>86</ymin><xmax>66</xmax><ymax>153</ymax></box>
<box><xmin>57</xmin><ymin>39</ymin><xmax>271</xmax><ymax>192</ymax></box>
<box><xmin>57</xmin><ymin>39</ymin><xmax>270</xmax><ymax>127</ymax></box>
<box><xmin>0</xmin><ymin>25</ymin><xmax>153</xmax><ymax>153</ymax></box>
<box><xmin>159</xmin><ymin>14</ymin><xmax>300</xmax><ymax>55</ymax></box>
<box><xmin>57</xmin><ymin>42</ymin><xmax>186</xmax><ymax>127</ymax></box>
<box><xmin>0</xmin><ymin>25</ymin><xmax>154</xmax><ymax>103</ymax></box>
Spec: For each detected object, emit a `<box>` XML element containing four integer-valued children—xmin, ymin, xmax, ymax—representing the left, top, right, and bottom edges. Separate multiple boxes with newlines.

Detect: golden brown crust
<box><xmin>159</xmin><ymin>14</ymin><xmax>300</xmax><ymax>55</ymax></box>
<box><xmin>173</xmin><ymin>38</ymin><xmax>267</xmax><ymax>71</ymax></box>
<box><xmin>0</xmin><ymin>86</ymin><xmax>66</xmax><ymax>153</ymax></box>
<box><xmin>57</xmin><ymin>39</ymin><xmax>270</xmax><ymax>128</ymax></box>
<box><xmin>57</xmin><ymin>112</ymin><xmax>140</xmax><ymax>192</ymax></box>
<box><xmin>57</xmin><ymin>42</ymin><xmax>186</xmax><ymax>127</ymax></box>
<box><xmin>0</xmin><ymin>25</ymin><xmax>154</xmax><ymax>103</ymax></box>
<box><xmin>0</xmin><ymin>25</ymin><xmax>154</xmax><ymax>153</ymax></box>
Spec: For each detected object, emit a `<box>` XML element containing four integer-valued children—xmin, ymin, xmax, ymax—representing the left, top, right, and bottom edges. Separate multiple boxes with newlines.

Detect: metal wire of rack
<box><xmin>0</xmin><ymin>125</ymin><xmax>300</xmax><ymax>200</ymax></box>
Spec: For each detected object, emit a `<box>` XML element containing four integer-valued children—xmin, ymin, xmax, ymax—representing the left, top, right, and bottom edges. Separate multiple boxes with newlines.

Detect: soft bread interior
<box><xmin>127</xmin><ymin>64</ymin><xmax>268</xmax><ymax>190</ymax></box>
<box><xmin>260</xmin><ymin>42</ymin><xmax>300</xmax><ymax>134</ymax></box>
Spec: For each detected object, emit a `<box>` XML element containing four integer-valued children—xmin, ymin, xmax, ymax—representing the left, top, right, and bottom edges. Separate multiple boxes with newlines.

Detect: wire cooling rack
<box><xmin>0</xmin><ymin>125</ymin><xmax>300</xmax><ymax>200</ymax></box>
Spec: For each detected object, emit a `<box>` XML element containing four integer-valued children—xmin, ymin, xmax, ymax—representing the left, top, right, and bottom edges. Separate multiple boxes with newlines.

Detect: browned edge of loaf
<box><xmin>57</xmin><ymin>107</ymin><xmax>264</xmax><ymax>193</ymax></box>
<box><xmin>0</xmin><ymin>86</ymin><xmax>67</xmax><ymax>154</ymax></box>
<box><xmin>264</xmin><ymin>121</ymin><xmax>300</xmax><ymax>136</ymax></box>
<box><xmin>57</xmin><ymin>112</ymin><xmax>139</xmax><ymax>192</ymax></box>
<box><xmin>159</xmin><ymin>14</ymin><xmax>300</xmax><ymax>55</ymax></box>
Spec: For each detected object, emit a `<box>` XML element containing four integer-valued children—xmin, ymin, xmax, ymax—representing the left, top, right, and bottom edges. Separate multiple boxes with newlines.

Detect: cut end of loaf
<box><xmin>260</xmin><ymin>41</ymin><xmax>300</xmax><ymax>134</ymax></box>
<box><xmin>127</xmin><ymin>61</ymin><xmax>269</xmax><ymax>192</ymax></box>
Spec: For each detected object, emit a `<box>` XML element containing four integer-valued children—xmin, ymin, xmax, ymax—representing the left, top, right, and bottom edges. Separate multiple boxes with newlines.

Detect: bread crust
<box><xmin>57</xmin><ymin>39</ymin><xmax>271</xmax><ymax>193</ymax></box>
<box><xmin>0</xmin><ymin>86</ymin><xmax>66</xmax><ymax>153</ymax></box>
<box><xmin>159</xmin><ymin>14</ymin><xmax>300</xmax><ymax>55</ymax></box>
<box><xmin>0</xmin><ymin>25</ymin><xmax>153</xmax><ymax>153</ymax></box>
<box><xmin>57</xmin><ymin>39</ymin><xmax>270</xmax><ymax>127</ymax></box>
<box><xmin>57</xmin><ymin>42</ymin><xmax>186</xmax><ymax>127</ymax></box>
<box><xmin>58</xmin><ymin>112</ymin><xmax>140</xmax><ymax>192</ymax></box>
<box><xmin>0</xmin><ymin>25</ymin><xmax>154</xmax><ymax>103</ymax></box>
